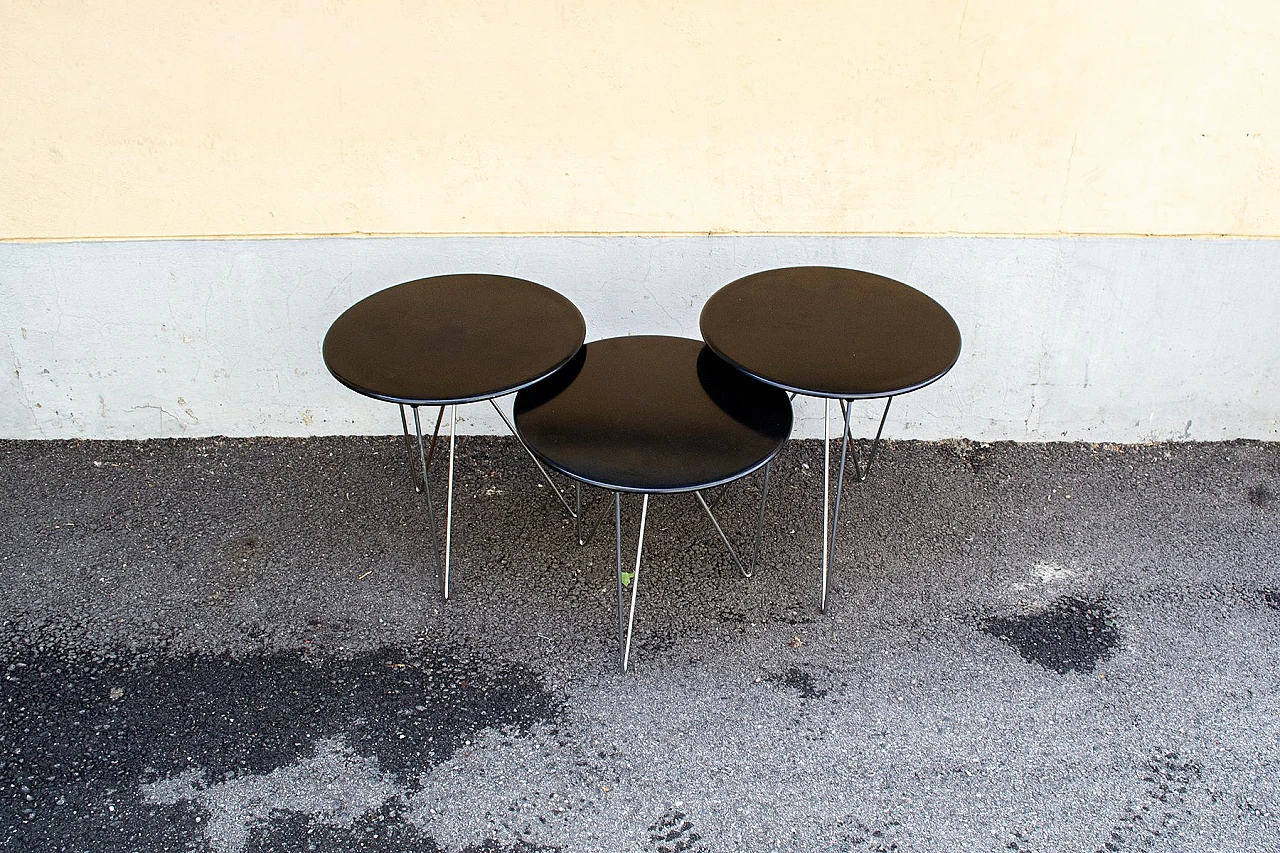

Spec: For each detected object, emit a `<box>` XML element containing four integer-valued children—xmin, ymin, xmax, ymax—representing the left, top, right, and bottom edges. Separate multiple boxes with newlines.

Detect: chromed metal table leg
<box><xmin>820</xmin><ymin>395</ymin><xmax>894</xmax><ymax>610</ymax></box>
<box><xmin>615</xmin><ymin>493</ymin><xmax>624</xmax><ymax>666</ymax></box>
<box><xmin>575</xmin><ymin>484</ymin><xmax>612</xmax><ymax>547</ymax></box>
<box><xmin>443</xmin><ymin>404</ymin><xmax>456</xmax><ymax>600</ymax></box>
<box><xmin>688</xmin><ymin>455</ymin><xmax>776</xmax><ymax>579</ymax></box>
<box><xmin>488</xmin><ymin>398</ymin><xmax>578</xmax><ymax>520</ymax></box>
<box><xmin>826</xmin><ymin>397</ymin><xmax>855</xmax><ymax>586</ymax></box>
<box><xmin>409</xmin><ymin>405</ymin><xmax>443</xmax><ymax>577</ymax></box>
<box><xmin>838</xmin><ymin>396</ymin><xmax>893</xmax><ymax>483</ymax></box>
<box><xmin>399</xmin><ymin>404</ymin><xmax>422</xmax><ymax>493</ymax></box>
<box><xmin>617</xmin><ymin>492</ymin><xmax>649</xmax><ymax>673</ymax></box>
<box><xmin>614</xmin><ymin>491</ymin><xmax>624</xmax><ymax>655</ymax></box>
<box><xmin>750</xmin><ymin>459</ymin><xmax>773</xmax><ymax>576</ymax></box>
<box><xmin>576</xmin><ymin>482</ymin><xmax>583</xmax><ymax>545</ymax></box>
<box><xmin>821</xmin><ymin>398</ymin><xmax>831</xmax><ymax>612</ymax></box>
<box><xmin>399</xmin><ymin>404</ymin><xmax>445</xmax><ymax>494</ymax></box>
<box><xmin>694</xmin><ymin>490</ymin><xmax>751</xmax><ymax>578</ymax></box>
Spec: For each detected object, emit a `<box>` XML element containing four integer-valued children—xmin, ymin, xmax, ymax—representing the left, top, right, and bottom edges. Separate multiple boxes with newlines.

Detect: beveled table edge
<box><xmin>698</xmin><ymin>265</ymin><xmax>962</xmax><ymax>400</ymax></box>
<box><xmin>698</xmin><ymin>336</ymin><xmax>961</xmax><ymax>401</ymax></box>
<box><xmin>513</xmin><ymin>335</ymin><xmax>793</xmax><ymax>495</ymax></box>
<box><xmin>321</xmin><ymin>274</ymin><xmax>587</xmax><ymax>406</ymax></box>
<box><xmin>518</xmin><ymin>438</ymin><xmax>787</xmax><ymax>496</ymax></box>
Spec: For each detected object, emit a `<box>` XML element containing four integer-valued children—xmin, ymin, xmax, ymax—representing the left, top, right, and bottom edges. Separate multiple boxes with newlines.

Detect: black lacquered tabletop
<box><xmin>700</xmin><ymin>266</ymin><xmax>962</xmax><ymax>399</ymax></box>
<box><xmin>323</xmin><ymin>274</ymin><xmax>586</xmax><ymax>405</ymax></box>
<box><xmin>514</xmin><ymin>336</ymin><xmax>792</xmax><ymax>494</ymax></box>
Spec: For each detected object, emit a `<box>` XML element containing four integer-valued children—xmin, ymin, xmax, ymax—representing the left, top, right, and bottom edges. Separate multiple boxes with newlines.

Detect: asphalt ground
<box><xmin>1</xmin><ymin>436</ymin><xmax>1278</xmax><ymax>852</ymax></box>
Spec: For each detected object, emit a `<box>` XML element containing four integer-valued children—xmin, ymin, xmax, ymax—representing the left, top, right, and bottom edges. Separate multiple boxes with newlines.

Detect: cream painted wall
<box><xmin>3</xmin><ymin>1</ymin><xmax>1278</xmax><ymax>240</ymax></box>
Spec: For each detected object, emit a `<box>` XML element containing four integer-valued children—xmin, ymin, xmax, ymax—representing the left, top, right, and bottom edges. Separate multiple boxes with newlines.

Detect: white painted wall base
<box><xmin>2</xmin><ymin>236</ymin><xmax>1277</xmax><ymax>441</ymax></box>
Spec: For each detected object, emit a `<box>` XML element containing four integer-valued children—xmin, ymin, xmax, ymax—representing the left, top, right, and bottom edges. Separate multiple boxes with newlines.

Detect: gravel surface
<box><xmin>2</xmin><ymin>436</ymin><xmax>1278</xmax><ymax>852</ymax></box>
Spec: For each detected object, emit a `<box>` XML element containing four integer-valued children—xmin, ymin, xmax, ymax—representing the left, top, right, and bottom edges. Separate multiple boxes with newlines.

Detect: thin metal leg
<box><xmin>423</xmin><ymin>406</ymin><xmax>446</xmax><ymax>480</ymax></box>
<box><xmin>442</xmin><ymin>405</ymin><xmax>456</xmax><ymax>600</ymax></box>
<box><xmin>574</xmin><ymin>487</ymin><xmax>612</xmax><ymax>547</ymax></box>
<box><xmin>821</xmin><ymin>398</ymin><xmax>831</xmax><ymax>613</ymax></box>
<box><xmin>828</xmin><ymin>398</ymin><xmax>855</xmax><ymax>577</ymax></box>
<box><xmin>411</xmin><ymin>406</ymin><xmax>443</xmax><ymax>576</ymax></box>
<box><xmin>820</xmin><ymin>396</ymin><xmax>894</xmax><ymax>611</ymax></box>
<box><xmin>840</xmin><ymin>396</ymin><xmax>893</xmax><ymax>483</ymax></box>
<box><xmin>750</xmin><ymin>458</ymin><xmax>773</xmax><ymax>576</ymax></box>
<box><xmin>704</xmin><ymin>485</ymin><xmax>728</xmax><ymax>511</ymax></box>
<box><xmin>488</xmin><ymin>398</ymin><xmax>577</xmax><ymax>519</ymax></box>
<box><xmin>615</xmin><ymin>493</ymin><xmax>624</xmax><ymax>664</ymax></box>
<box><xmin>859</xmin><ymin>396</ymin><xmax>893</xmax><ymax>481</ymax></box>
<box><xmin>694</xmin><ymin>490</ymin><xmax>751</xmax><ymax>579</ymax></box>
<box><xmin>399</xmin><ymin>404</ymin><xmax>422</xmax><ymax>493</ymax></box>
<box><xmin>619</xmin><ymin>493</ymin><xmax>649</xmax><ymax>673</ymax></box>
<box><xmin>576</xmin><ymin>482</ymin><xmax>584</xmax><ymax>546</ymax></box>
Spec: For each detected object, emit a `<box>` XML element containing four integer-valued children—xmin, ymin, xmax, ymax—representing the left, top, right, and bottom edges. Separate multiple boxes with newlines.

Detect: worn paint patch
<box><xmin>1034</xmin><ymin>561</ymin><xmax>1075</xmax><ymax>584</ymax></box>
<box><xmin>981</xmin><ymin>596</ymin><xmax>1120</xmax><ymax>674</ymax></box>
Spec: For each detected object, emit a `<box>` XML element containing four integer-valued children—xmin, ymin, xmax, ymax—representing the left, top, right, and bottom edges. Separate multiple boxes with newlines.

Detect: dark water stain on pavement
<box><xmin>982</xmin><ymin>596</ymin><xmax>1120</xmax><ymax>674</ymax></box>
<box><xmin>248</xmin><ymin>800</ymin><xmax>561</xmax><ymax>853</ymax></box>
<box><xmin>766</xmin><ymin>666</ymin><xmax>828</xmax><ymax>700</ymax></box>
<box><xmin>1258</xmin><ymin>589</ymin><xmax>1280</xmax><ymax>611</ymax></box>
<box><xmin>0</xmin><ymin>636</ymin><xmax>562</xmax><ymax>852</ymax></box>
<box><xmin>830</xmin><ymin>816</ymin><xmax>903</xmax><ymax>851</ymax></box>
<box><xmin>647</xmin><ymin>807</ymin><xmax>704</xmax><ymax>853</ymax></box>
<box><xmin>1247</xmin><ymin>484</ymin><xmax>1274</xmax><ymax>507</ymax></box>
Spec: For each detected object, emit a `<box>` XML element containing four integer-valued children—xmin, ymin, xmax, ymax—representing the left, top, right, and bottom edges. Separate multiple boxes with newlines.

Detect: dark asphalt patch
<box><xmin>247</xmin><ymin>800</ymin><xmax>563</xmax><ymax>853</ymax></box>
<box><xmin>1259</xmin><ymin>589</ymin><xmax>1280</xmax><ymax>611</ymax></box>
<box><xmin>981</xmin><ymin>596</ymin><xmax>1120</xmax><ymax>674</ymax></box>
<box><xmin>1247</xmin><ymin>484</ymin><xmax>1274</xmax><ymax>507</ymax></box>
<box><xmin>0</xmin><ymin>635</ymin><xmax>561</xmax><ymax>852</ymax></box>
<box><xmin>766</xmin><ymin>666</ymin><xmax>828</xmax><ymax>700</ymax></box>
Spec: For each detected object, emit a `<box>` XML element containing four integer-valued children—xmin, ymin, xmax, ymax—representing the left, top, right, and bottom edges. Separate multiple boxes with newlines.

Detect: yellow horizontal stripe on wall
<box><xmin>2</xmin><ymin>1</ymin><xmax>1278</xmax><ymax>240</ymax></box>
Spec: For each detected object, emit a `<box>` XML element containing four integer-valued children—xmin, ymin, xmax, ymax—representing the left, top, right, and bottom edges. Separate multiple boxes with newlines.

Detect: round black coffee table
<box><xmin>700</xmin><ymin>266</ymin><xmax>961</xmax><ymax>610</ymax></box>
<box><xmin>514</xmin><ymin>335</ymin><xmax>793</xmax><ymax>671</ymax></box>
<box><xmin>323</xmin><ymin>273</ymin><xmax>586</xmax><ymax>599</ymax></box>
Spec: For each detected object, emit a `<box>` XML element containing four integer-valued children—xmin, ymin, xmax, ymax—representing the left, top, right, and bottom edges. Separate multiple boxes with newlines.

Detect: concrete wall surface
<box><xmin>2</xmin><ymin>236</ymin><xmax>1276</xmax><ymax>442</ymax></box>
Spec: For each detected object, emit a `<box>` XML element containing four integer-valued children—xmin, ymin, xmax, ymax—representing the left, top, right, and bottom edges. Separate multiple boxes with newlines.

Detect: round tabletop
<box><xmin>514</xmin><ymin>336</ymin><xmax>793</xmax><ymax>494</ymax></box>
<box><xmin>699</xmin><ymin>266</ymin><xmax>961</xmax><ymax>399</ymax></box>
<box><xmin>323</xmin><ymin>274</ymin><xmax>586</xmax><ymax>405</ymax></box>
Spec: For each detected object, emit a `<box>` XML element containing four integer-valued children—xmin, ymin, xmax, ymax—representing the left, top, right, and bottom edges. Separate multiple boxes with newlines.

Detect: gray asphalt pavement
<box><xmin>1</xmin><ymin>436</ymin><xmax>1278</xmax><ymax>852</ymax></box>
